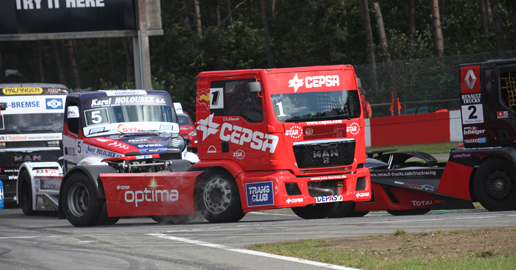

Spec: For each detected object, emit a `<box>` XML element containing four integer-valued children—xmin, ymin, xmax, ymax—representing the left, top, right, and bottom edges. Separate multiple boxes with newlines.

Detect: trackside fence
<box><xmin>355</xmin><ymin>50</ymin><xmax>516</xmax><ymax>118</ymax></box>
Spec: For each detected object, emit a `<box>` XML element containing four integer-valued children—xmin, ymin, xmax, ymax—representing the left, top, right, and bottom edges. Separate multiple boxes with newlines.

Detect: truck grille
<box><xmin>0</xmin><ymin>149</ymin><xmax>62</xmax><ymax>168</ymax></box>
<box><xmin>293</xmin><ymin>139</ymin><xmax>355</xmax><ymax>168</ymax></box>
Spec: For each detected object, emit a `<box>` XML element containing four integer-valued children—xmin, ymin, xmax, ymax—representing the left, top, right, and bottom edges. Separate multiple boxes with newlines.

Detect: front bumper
<box><xmin>237</xmin><ymin>167</ymin><xmax>371</xmax><ymax>212</ymax></box>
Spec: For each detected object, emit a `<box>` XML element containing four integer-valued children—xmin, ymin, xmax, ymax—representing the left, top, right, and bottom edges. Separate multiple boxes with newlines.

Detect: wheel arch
<box><xmin>57</xmin><ymin>165</ymin><xmax>117</xmax><ymax>218</ymax></box>
<box><xmin>469</xmin><ymin>152</ymin><xmax>516</xmax><ymax>202</ymax></box>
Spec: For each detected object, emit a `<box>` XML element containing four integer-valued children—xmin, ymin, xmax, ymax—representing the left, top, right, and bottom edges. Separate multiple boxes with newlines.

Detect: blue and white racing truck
<box><xmin>16</xmin><ymin>89</ymin><xmax>199</xmax><ymax>222</ymax></box>
<box><xmin>0</xmin><ymin>83</ymin><xmax>68</xmax><ymax>207</ymax></box>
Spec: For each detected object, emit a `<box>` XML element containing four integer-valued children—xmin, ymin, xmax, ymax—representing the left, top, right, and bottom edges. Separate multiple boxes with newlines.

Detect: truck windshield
<box><xmin>0</xmin><ymin>113</ymin><xmax>63</xmax><ymax>133</ymax></box>
<box><xmin>83</xmin><ymin>105</ymin><xmax>175</xmax><ymax>127</ymax></box>
<box><xmin>81</xmin><ymin>95</ymin><xmax>178</xmax><ymax>137</ymax></box>
<box><xmin>271</xmin><ymin>90</ymin><xmax>360</xmax><ymax>122</ymax></box>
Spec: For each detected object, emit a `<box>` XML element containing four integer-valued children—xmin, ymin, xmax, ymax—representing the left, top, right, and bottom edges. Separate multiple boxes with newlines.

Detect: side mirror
<box><xmin>67</xmin><ymin>106</ymin><xmax>80</xmax><ymax>119</ymax></box>
<box><xmin>248</xmin><ymin>81</ymin><xmax>262</xmax><ymax>93</ymax></box>
<box><xmin>356</xmin><ymin>78</ymin><xmax>362</xmax><ymax>89</ymax></box>
<box><xmin>0</xmin><ymin>102</ymin><xmax>6</xmax><ymax>110</ymax></box>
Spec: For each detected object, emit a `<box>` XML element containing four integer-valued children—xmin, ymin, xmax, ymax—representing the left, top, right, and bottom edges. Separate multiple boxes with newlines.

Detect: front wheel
<box><xmin>19</xmin><ymin>170</ymin><xmax>37</xmax><ymax>216</ymax></box>
<box><xmin>61</xmin><ymin>173</ymin><xmax>106</xmax><ymax>227</ymax></box>
<box><xmin>196</xmin><ymin>169</ymin><xmax>245</xmax><ymax>223</ymax></box>
<box><xmin>474</xmin><ymin>158</ymin><xmax>516</xmax><ymax>211</ymax></box>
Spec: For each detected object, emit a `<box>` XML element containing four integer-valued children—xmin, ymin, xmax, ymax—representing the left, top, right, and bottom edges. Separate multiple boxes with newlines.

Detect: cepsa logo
<box><xmin>124</xmin><ymin>179</ymin><xmax>179</xmax><ymax>207</ymax></box>
<box><xmin>197</xmin><ymin>114</ymin><xmax>279</xmax><ymax>153</ymax></box>
<box><xmin>118</xmin><ymin>124</ymin><xmax>142</xmax><ymax>133</ymax></box>
<box><xmin>288</xmin><ymin>74</ymin><xmax>340</xmax><ymax>92</ymax></box>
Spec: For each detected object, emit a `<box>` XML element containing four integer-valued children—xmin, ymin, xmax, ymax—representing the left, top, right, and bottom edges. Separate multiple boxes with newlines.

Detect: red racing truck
<box><xmin>341</xmin><ymin>58</ymin><xmax>516</xmax><ymax>216</ymax></box>
<box><xmin>20</xmin><ymin>65</ymin><xmax>371</xmax><ymax>226</ymax></box>
<box><xmin>191</xmin><ymin>65</ymin><xmax>371</xmax><ymax>221</ymax></box>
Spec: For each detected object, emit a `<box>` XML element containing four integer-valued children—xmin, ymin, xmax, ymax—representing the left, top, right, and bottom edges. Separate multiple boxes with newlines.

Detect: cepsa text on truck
<box><xmin>0</xmin><ymin>83</ymin><xmax>68</xmax><ymax>207</ymax></box>
<box><xmin>191</xmin><ymin>65</ymin><xmax>371</xmax><ymax>222</ymax></box>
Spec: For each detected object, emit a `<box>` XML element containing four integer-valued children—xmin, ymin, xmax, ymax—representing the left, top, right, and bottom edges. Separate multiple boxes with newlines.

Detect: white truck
<box><xmin>0</xmin><ymin>83</ymin><xmax>68</xmax><ymax>208</ymax></box>
<box><xmin>16</xmin><ymin>89</ymin><xmax>198</xmax><ymax>225</ymax></box>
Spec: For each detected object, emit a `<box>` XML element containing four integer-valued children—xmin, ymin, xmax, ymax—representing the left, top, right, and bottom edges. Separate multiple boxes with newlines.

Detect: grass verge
<box><xmin>248</xmin><ymin>227</ymin><xmax>516</xmax><ymax>270</ymax></box>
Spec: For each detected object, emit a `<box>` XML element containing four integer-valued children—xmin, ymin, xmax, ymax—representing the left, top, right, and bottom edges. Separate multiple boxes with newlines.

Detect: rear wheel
<box><xmin>474</xmin><ymin>158</ymin><xmax>516</xmax><ymax>211</ymax></box>
<box><xmin>61</xmin><ymin>173</ymin><xmax>107</xmax><ymax>227</ymax></box>
<box><xmin>292</xmin><ymin>203</ymin><xmax>338</xmax><ymax>219</ymax></box>
<box><xmin>387</xmin><ymin>208</ymin><xmax>431</xmax><ymax>216</ymax></box>
<box><xmin>196</xmin><ymin>169</ymin><xmax>245</xmax><ymax>223</ymax></box>
<box><xmin>19</xmin><ymin>170</ymin><xmax>37</xmax><ymax>216</ymax></box>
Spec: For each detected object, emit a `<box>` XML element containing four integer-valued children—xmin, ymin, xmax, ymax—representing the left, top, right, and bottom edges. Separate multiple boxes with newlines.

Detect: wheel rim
<box><xmin>203</xmin><ymin>178</ymin><xmax>231</xmax><ymax>214</ymax></box>
<box><xmin>68</xmin><ymin>183</ymin><xmax>90</xmax><ymax>217</ymax></box>
<box><xmin>485</xmin><ymin>168</ymin><xmax>514</xmax><ymax>200</ymax></box>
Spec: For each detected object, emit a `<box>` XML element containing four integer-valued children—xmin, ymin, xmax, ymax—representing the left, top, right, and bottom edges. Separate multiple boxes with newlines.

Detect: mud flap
<box><xmin>99</xmin><ymin>171</ymin><xmax>204</xmax><ymax>217</ymax></box>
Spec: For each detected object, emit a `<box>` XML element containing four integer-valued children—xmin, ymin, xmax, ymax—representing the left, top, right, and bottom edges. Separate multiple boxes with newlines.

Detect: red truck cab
<box><xmin>193</xmin><ymin>65</ymin><xmax>371</xmax><ymax>221</ymax></box>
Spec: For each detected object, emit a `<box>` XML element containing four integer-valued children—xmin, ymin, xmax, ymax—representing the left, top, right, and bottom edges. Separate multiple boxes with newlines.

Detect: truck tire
<box><xmin>386</xmin><ymin>209</ymin><xmax>431</xmax><ymax>216</ymax></box>
<box><xmin>473</xmin><ymin>158</ymin><xmax>516</xmax><ymax>211</ymax></box>
<box><xmin>19</xmin><ymin>170</ymin><xmax>37</xmax><ymax>216</ymax></box>
<box><xmin>327</xmin><ymin>202</ymin><xmax>355</xmax><ymax>218</ymax></box>
<box><xmin>292</xmin><ymin>203</ymin><xmax>338</xmax><ymax>219</ymax></box>
<box><xmin>196</xmin><ymin>169</ymin><xmax>245</xmax><ymax>223</ymax></box>
<box><xmin>327</xmin><ymin>202</ymin><xmax>370</xmax><ymax>218</ymax></box>
<box><xmin>61</xmin><ymin>173</ymin><xmax>107</xmax><ymax>227</ymax></box>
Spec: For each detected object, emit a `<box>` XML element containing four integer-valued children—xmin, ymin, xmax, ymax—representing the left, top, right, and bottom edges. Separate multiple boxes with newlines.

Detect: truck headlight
<box><xmin>189</xmin><ymin>130</ymin><xmax>197</xmax><ymax>137</ymax></box>
<box><xmin>168</xmin><ymin>135</ymin><xmax>186</xmax><ymax>152</ymax></box>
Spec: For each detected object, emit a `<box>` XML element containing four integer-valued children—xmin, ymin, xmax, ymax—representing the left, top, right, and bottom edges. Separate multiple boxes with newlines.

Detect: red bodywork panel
<box><xmin>435</xmin><ymin>161</ymin><xmax>474</xmax><ymax>201</ymax></box>
<box><xmin>355</xmin><ymin>183</ymin><xmax>434</xmax><ymax>212</ymax></box>
<box><xmin>100</xmin><ymin>171</ymin><xmax>203</xmax><ymax>217</ymax></box>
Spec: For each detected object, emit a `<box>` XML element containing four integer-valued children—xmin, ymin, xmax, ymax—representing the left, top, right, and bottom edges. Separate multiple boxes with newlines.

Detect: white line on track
<box><xmin>148</xmin><ymin>233</ymin><xmax>360</xmax><ymax>270</ymax></box>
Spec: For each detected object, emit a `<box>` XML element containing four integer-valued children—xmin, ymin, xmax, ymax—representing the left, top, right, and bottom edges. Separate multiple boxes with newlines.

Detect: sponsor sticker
<box><xmin>2</xmin><ymin>87</ymin><xmax>43</xmax><ymax>95</ymax></box>
<box><xmin>412</xmin><ymin>200</ymin><xmax>432</xmax><ymax>206</ymax></box>
<box><xmin>497</xmin><ymin>111</ymin><xmax>509</xmax><ymax>119</ymax></box>
<box><xmin>286</xmin><ymin>198</ymin><xmax>303</xmax><ymax>204</ymax></box>
<box><xmin>197</xmin><ymin>114</ymin><xmax>279</xmax><ymax>153</ymax></box>
<box><xmin>451</xmin><ymin>152</ymin><xmax>472</xmax><ymax>159</ymax></box>
<box><xmin>246</xmin><ymin>181</ymin><xmax>274</xmax><ymax>207</ymax></box>
<box><xmin>45</xmin><ymin>98</ymin><xmax>63</xmax><ymax>110</ymax></box>
<box><xmin>233</xmin><ymin>149</ymin><xmax>245</xmax><ymax>160</ymax></box>
<box><xmin>124</xmin><ymin>179</ymin><xmax>179</xmax><ymax>207</ymax></box>
<box><xmin>356</xmin><ymin>192</ymin><xmax>370</xmax><ymax>198</ymax></box>
<box><xmin>288</xmin><ymin>74</ymin><xmax>340</xmax><ymax>92</ymax></box>
<box><xmin>461</xmin><ymin>93</ymin><xmax>481</xmax><ymax>105</ymax></box>
<box><xmin>285</xmin><ymin>125</ymin><xmax>303</xmax><ymax>139</ymax></box>
<box><xmin>316</xmin><ymin>195</ymin><xmax>343</xmax><ymax>203</ymax></box>
<box><xmin>463</xmin><ymin>126</ymin><xmax>485</xmax><ymax>135</ymax></box>
<box><xmin>347</xmin><ymin>122</ymin><xmax>360</xmax><ymax>135</ymax></box>
<box><xmin>464</xmin><ymin>137</ymin><xmax>487</xmax><ymax>144</ymax></box>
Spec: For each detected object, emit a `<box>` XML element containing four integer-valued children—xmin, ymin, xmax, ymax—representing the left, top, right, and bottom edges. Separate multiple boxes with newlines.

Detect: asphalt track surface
<box><xmin>1</xmin><ymin>207</ymin><xmax>515</xmax><ymax>270</ymax></box>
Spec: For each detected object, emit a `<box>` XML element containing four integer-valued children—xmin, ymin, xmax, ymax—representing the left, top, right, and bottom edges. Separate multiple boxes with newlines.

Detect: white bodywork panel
<box><xmin>16</xmin><ymin>162</ymin><xmax>63</xmax><ymax>211</ymax></box>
